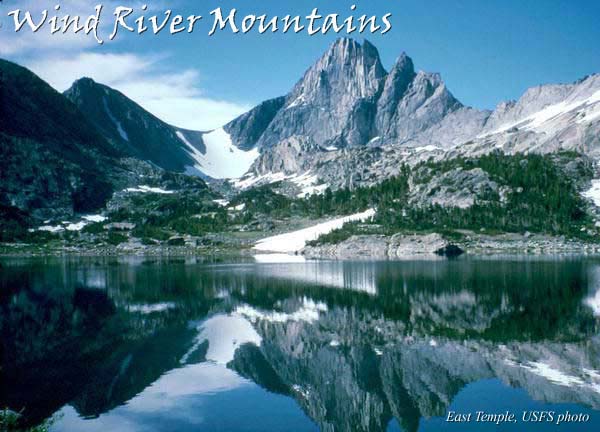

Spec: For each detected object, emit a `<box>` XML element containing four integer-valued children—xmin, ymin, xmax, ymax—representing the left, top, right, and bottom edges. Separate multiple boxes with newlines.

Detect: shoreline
<box><xmin>3</xmin><ymin>232</ymin><xmax>600</xmax><ymax>259</ymax></box>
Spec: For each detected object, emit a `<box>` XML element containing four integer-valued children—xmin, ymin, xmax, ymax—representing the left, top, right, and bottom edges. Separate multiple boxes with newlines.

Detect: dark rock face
<box><xmin>64</xmin><ymin>78</ymin><xmax>205</xmax><ymax>173</ymax></box>
<box><xmin>0</xmin><ymin>60</ymin><xmax>121</xmax><ymax>220</ymax></box>
<box><xmin>434</xmin><ymin>244</ymin><xmax>464</xmax><ymax>258</ymax></box>
<box><xmin>224</xmin><ymin>96</ymin><xmax>286</xmax><ymax>151</ymax></box>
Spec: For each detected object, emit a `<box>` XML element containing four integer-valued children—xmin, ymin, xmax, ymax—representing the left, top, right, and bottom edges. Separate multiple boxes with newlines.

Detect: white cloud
<box><xmin>25</xmin><ymin>52</ymin><xmax>251</xmax><ymax>130</ymax></box>
<box><xmin>0</xmin><ymin>0</ymin><xmax>174</xmax><ymax>55</ymax></box>
<box><xmin>27</xmin><ymin>53</ymin><xmax>154</xmax><ymax>89</ymax></box>
<box><xmin>1</xmin><ymin>1</ymin><xmax>248</xmax><ymax>130</ymax></box>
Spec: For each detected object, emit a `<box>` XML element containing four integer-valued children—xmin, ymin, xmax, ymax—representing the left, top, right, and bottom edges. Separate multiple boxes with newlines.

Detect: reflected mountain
<box><xmin>2</xmin><ymin>257</ymin><xmax>600</xmax><ymax>431</ymax></box>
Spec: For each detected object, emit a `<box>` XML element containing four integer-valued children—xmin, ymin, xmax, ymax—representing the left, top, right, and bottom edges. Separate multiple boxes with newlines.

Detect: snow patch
<box><xmin>584</xmin><ymin>287</ymin><xmax>600</xmax><ymax>316</ymax></box>
<box><xmin>522</xmin><ymin>361</ymin><xmax>584</xmax><ymax>387</ymax></box>
<box><xmin>38</xmin><ymin>225</ymin><xmax>64</xmax><ymax>233</ymax></box>
<box><xmin>83</xmin><ymin>214</ymin><xmax>107</xmax><ymax>223</ymax></box>
<box><xmin>414</xmin><ymin>145</ymin><xmax>440</xmax><ymax>152</ymax></box>
<box><xmin>231</xmin><ymin>172</ymin><xmax>288</xmax><ymax>189</ymax></box>
<box><xmin>253</xmin><ymin>254</ymin><xmax>307</xmax><ymax>263</ymax></box>
<box><xmin>65</xmin><ymin>221</ymin><xmax>87</xmax><ymax>231</ymax></box>
<box><xmin>253</xmin><ymin>208</ymin><xmax>376</xmax><ymax>253</ymax></box>
<box><xmin>235</xmin><ymin>297</ymin><xmax>327</xmax><ymax>324</ymax></box>
<box><xmin>232</xmin><ymin>171</ymin><xmax>328</xmax><ymax>198</ymax></box>
<box><xmin>125</xmin><ymin>185</ymin><xmax>174</xmax><ymax>194</ymax></box>
<box><xmin>213</xmin><ymin>199</ymin><xmax>229</xmax><ymax>207</ymax></box>
<box><xmin>583</xmin><ymin>180</ymin><xmax>600</xmax><ymax>207</ymax></box>
<box><xmin>291</xmin><ymin>384</ymin><xmax>311</xmax><ymax>399</ymax></box>
<box><xmin>286</xmin><ymin>94</ymin><xmax>306</xmax><ymax>109</ymax></box>
<box><xmin>38</xmin><ymin>216</ymin><xmax>106</xmax><ymax>233</ymax></box>
<box><xmin>179</xmin><ymin>129</ymin><xmax>259</xmax><ymax>179</ymax></box>
<box><xmin>103</xmin><ymin>98</ymin><xmax>129</xmax><ymax>141</ymax></box>
<box><xmin>292</xmin><ymin>172</ymin><xmax>329</xmax><ymax>197</ymax></box>
<box><xmin>128</xmin><ymin>302</ymin><xmax>176</xmax><ymax>314</ymax></box>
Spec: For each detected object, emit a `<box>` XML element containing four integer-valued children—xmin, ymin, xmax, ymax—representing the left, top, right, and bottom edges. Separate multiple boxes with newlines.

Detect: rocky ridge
<box><xmin>225</xmin><ymin>38</ymin><xmax>600</xmax><ymax>191</ymax></box>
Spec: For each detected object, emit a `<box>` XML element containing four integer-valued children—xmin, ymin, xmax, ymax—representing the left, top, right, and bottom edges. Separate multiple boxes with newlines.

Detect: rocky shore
<box><xmin>301</xmin><ymin>232</ymin><xmax>600</xmax><ymax>260</ymax></box>
<box><xmin>2</xmin><ymin>231</ymin><xmax>600</xmax><ymax>259</ymax></box>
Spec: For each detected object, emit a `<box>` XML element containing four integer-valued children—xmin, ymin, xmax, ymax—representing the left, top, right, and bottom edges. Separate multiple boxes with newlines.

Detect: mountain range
<box><xmin>1</xmin><ymin>37</ymin><xmax>600</xmax><ymax>224</ymax></box>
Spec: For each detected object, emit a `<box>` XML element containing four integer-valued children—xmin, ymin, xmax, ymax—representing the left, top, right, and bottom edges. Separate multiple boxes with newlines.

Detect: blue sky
<box><xmin>1</xmin><ymin>0</ymin><xmax>600</xmax><ymax>129</ymax></box>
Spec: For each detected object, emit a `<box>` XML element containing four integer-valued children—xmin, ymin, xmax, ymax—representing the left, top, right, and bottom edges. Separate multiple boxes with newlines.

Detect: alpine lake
<box><xmin>2</xmin><ymin>255</ymin><xmax>600</xmax><ymax>431</ymax></box>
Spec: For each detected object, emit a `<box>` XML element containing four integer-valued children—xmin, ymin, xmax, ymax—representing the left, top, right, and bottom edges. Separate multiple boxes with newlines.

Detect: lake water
<box><xmin>2</xmin><ymin>256</ymin><xmax>600</xmax><ymax>431</ymax></box>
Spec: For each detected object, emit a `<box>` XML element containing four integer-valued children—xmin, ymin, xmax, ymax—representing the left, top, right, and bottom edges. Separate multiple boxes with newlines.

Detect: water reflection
<box><xmin>1</xmin><ymin>257</ymin><xmax>600</xmax><ymax>431</ymax></box>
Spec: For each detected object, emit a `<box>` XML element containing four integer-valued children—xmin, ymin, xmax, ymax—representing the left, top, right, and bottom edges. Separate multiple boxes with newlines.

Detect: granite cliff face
<box><xmin>228</xmin><ymin>37</ymin><xmax>484</xmax><ymax>179</ymax></box>
<box><xmin>224</xmin><ymin>38</ymin><xmax>600</xmax><ymax>189</ymax></box>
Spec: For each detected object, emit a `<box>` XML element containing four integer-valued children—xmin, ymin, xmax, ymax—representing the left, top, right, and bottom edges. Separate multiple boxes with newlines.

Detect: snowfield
<box><xmin>253</xmin><ymin>208</ymin><xmax>376</xmax><ymax>253</ymax></box>
<box><xmin>178</xmin><ymin>129</ymin><xmax>259</xmax><ymax>179</ymax></box>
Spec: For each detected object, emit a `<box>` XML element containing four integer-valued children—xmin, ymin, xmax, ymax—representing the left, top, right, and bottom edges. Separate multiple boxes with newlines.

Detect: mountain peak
<box><xmin>321</xmin><ymin>37</ymin><xmax>383</xmax><ymax>68</ymax></box>
<box><xmin>72</xmin><ymin>76</ymin><xmax>97</xmax><ymax>86</ymax></box>
<box><xmin>393</xmin><ymin>52</ymin><xmax>415</xmax><ymax>75</ymax></box>
<box><xmin>64</xmin><ymin>77</ymin><xmax>202</xmax><ymax>172</ymax></box>
<box><xmin>289</xmin><ymin>38</ymin><xmax>386</xmax><ymax>106</ymax></box>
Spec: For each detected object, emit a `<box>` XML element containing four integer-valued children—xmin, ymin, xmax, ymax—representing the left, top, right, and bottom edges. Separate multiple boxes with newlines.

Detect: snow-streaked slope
<box><xmin>103</xmin><ymin>97</ymin><xmax>129</xmax><ymax>141</ymax></box>
<box><xmin>178</xmin><ymin>129</ymin><xmax>259</xmax><ymax>179</ymax></box>
<box><xmin>253</xmin><ymin>209</ymin><xmax>376</xmax><ymax>253</ymax></box>
<box><xmin>482</xmin><ymin>88</ymin><xmax>600</xmax><ymax>137</ymax></box>
<box><xmin>232</xmin><ymin>171</ymin><xmax>329</xmax><ymax>197</ymax></box>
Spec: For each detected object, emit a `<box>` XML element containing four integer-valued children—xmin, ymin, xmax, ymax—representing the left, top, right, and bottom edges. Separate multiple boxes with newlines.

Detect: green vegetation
<box><xmin>106</xmin><ymin>231</ymin><xmax>128</xmax><ymax>245</ymax></box>
<box><xmin>1</xmin><ymin>151</ymin><xmax>596</xmax><ymax>249</ymax></box>
<box><xmin>306</xmin><ymin>152</ymin><xmax>595</xmax><ymax>245</ymax></box>
<box><xmin>0</xmin><ymin>409</ymin><xmax>54</xmax><ymax>432</ymax></box>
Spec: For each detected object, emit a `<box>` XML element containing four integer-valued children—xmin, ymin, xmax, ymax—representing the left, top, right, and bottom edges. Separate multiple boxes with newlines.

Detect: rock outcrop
<box><xmin>302</xmin><ymin>233</ymin><xmax>463</xmax><ymax>259</ymax></box>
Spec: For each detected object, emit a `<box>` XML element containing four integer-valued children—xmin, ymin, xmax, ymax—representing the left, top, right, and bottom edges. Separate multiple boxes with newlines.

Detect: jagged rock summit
<box><xmin>54</xmin><ymin>37</ymin><xmax>600</xmax><ymax>188</ymax></box>
<box><xmin>229</xmin><ymin>38</ymin><xmax>600</xmax><ymax>188</ymax></box>
<box><xmin>233</xmin><ymin>37</ymin><xmax>488</xmax><ymax>178</ymax></box>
